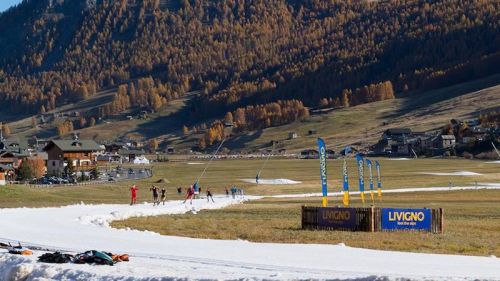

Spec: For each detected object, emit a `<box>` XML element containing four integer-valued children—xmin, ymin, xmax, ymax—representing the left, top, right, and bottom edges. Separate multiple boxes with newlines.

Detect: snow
<box><xmin>133</xmin><ymin>156</ymin><xmax>150</xmax><ymax>165</ymax></box>
<box><xmin>270</xmin><ymin>183</ymin><xmax>500</xmax><ymax>198</ymax></box>
<box><xmin>186</xmin><ymin>162</ymin><xmax>205</xmax><ymax>165</ymax></box>
<box><xmin>419</xmin><ymin>171</ymin><xmax>482</xmax><ymax>176</ymax></box>
<box><xmin>241</xmin><ymin>178</ymin><xmax>302</xmax><ymax>184</ymax></box>
<box><xmin>1</xmin><ymin>189</ymin><xmax>500</xmax><ymax>280</ymax></box>
<box><xmin>486</xmin><ymin>160</ymin><xmax>500</xmax><ymax>163</ymax></box>
<box><xmin>387</xmin><ymin>158</ymin><xmax>411</xmax><ymax>160</ymax></box>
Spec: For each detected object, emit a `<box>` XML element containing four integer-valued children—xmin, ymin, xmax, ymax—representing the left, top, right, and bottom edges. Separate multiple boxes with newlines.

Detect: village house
<box><xmin>299</xmin><ymin>149</ymin><xmax>319</xmax><ymax>159</ymax></box>
<box><xmin>104</xmin><ymin>142</ymin><xmax>126</xmax><ymax>154</ymax></box>
<box><xmin>96</xmin><ymin>154</ymin><xmax>122</xmax><ymax>164</ymax></box>
<box><xmin>118</xmin><ymin>148</ymin><xmax>146</xmax><ymax>162</ymax></box>
<box><xmin>43</xmin><ymin>140</ymin><xmax>103</xmax><ymax>177</ymax></box>
<box><xmin>372</xmin><ymin>128</ymin><xmax>413</xmax><ymax>156</ymax></box>
<box><xmin>433</xmin><ymin>135</ymin><xmax>456</xmax><ymax>149</ymax></box>
<box><xmin>0</xmin><ymin>151</ymin><xmax>24</xmax><ymax>180</ymax></box>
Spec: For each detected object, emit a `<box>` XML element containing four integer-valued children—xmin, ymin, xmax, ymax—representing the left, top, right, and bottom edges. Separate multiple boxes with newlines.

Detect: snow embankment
<box><xmin>270</xmin><ymin>183</ymin><xmax>500</xmax><ymax>198</ymax></box>
<box><xmin>240</xmin><ymin>178</ymin><xmax>302</xmax><ymax>184</ymax></box>
<box><xmin>418</xmin><ymin>171</ymin><xmax>483</xmax><ymax>176</ymax></box>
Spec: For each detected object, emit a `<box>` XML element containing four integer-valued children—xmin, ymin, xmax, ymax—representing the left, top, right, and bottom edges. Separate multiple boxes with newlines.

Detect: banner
<box><xmin>355</xmin><ymin>154</ymin><xmax>365</xmax><ymax>204</ymax></box>
<box><xmin>317</xmin><ymin>138</ymin><xmax>328</xmax><ymax>207</ymax></box>
<box><xmin>381</xmin><ymin>208</ymin><xmax>432</xmax><ymax>231</ymax></box>
<box><xmin>375</xmin><ymin>160</ymin><xmax>382</xmax><ymax>199</ymax></box>
<box><xmin>342</xmin><ymin>159</ymin><xmax>349</xmax><ymax>206</ymax></box>
<box><xmin>366</xmin><ymin>159</ymin><xmax>374</xmax><ymax>203</ymax></box>
<box><xmin>317</xmin><ymin>208</ymin><xmax>357</xmax><ymax>228</ymax></box>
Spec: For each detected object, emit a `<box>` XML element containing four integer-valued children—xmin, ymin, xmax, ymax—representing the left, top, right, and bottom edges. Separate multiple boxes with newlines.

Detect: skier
<box><xmin>130</xmin><ymin>184</ymin><xmax>138</xmax><ymax>205</ymax></box>
<box><xmin>225</xmin><ymin>187</ymin><xmax>229</xmax><ymax>197</ymax></box>
<box><xmin>206</xmin><ymin>188</ymin><xmax>215</xmax><ymax>203</ymax></box>
<box><xmin>177</xmin><ymin>187</ymin><xmax>182</xmax><ymax>195</ymax></box>
<box><xmin>150</xmin><ymin>185</ymin><xmax>159</xmax><ymax>205</ymax></box>
<box><xmin>160</xmin><ymin>187</ymin><xmax>167</xmax><ymax>205</ymax></box>
<box><xmin>193</xmin><ymin>182</ymin><xmax>199</xmax><ymax>199</ymax></box>
<box><xmin>230</xmin><ymin>186</ymin><xmax>237</xmax><ymax>199</ymax></box>
<box><xmin>256</xmin><ymin>173</ymin><xmax>260</xmax><ymax>184</ymax></box>
<box><xmin>183</xmin><ymin>185</ymin><xmax>195</xmax><ymax>204</ymax></box>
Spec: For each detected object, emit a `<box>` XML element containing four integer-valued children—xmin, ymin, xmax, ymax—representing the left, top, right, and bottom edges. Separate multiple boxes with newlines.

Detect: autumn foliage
<box><xmin>0</xmin><ymin>0</ymin><xmax>497</xmax><ymax>117</ymax></box>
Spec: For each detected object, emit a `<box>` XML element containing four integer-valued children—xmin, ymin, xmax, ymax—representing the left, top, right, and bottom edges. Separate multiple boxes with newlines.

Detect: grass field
<box><xmin>0</xmin><ymin>158</ymin><xmax>499</xmax><ymax>207</ymax></box>
<box><xmin>112</xmin><ymin>190</ymin><xmax>500</xmax><ymax>257</ymax></box>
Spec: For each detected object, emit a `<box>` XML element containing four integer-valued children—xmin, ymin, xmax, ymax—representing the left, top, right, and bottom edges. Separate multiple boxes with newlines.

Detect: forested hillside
<box><xmin>0</xmin><ymin>0</ymin><xmax>498</xmax><ymax>127</ymax></box>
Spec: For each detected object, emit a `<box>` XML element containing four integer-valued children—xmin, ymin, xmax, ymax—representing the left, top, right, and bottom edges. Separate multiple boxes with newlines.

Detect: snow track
<box><xmin>1</xmin><ymin>187</ymin><xmax>500</xmax><ymax>280</ymax></box>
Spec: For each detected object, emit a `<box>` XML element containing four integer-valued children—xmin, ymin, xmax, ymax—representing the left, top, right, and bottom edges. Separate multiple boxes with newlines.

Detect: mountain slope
<box><xmin>0</xmin><ymin>0</ymin><xmax>498</xmax><ymax>119</ymax></box>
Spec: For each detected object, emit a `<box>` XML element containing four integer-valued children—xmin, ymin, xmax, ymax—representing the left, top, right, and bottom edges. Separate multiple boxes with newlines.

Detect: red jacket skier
<box><xmin>130</xmin><ymin>185</ymin><xmax>138</xmax><ymax>205</ymax></box>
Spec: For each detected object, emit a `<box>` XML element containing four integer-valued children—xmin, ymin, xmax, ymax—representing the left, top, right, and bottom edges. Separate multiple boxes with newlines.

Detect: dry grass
<box><xmin>0</xmin><ymin>158</ymin><xmax>499</xmax><ymax>207</ymax></box>
<box><xmin>112</xmin><ymin>190</ymin><xmax>500</xmax><ymax>256</ymax></box>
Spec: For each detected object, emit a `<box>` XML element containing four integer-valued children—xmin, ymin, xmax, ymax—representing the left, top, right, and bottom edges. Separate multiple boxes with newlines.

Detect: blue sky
<box><xmin>0</xmin><ymin>0</ymin><xmax>22</xmax><ymax>13</ymax></box>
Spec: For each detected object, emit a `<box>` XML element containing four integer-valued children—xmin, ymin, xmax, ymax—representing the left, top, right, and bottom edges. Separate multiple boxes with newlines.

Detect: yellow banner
<box><xmin>343</xmin><ymin>191</ymin><xmax>349</xmax><ymax>206</ymax></box>
<box><xmin>322</xmin><ymin>197</ymin><xmax>328</xmax><ymax>207</ymax></box>
<box><xmin>360</xmin><ymin>192</ymin><xmax>365</xmax><ymax>204</ymax></box>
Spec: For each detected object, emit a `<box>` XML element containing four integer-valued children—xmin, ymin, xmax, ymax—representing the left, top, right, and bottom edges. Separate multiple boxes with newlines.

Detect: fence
<box><xmin>302</xmin><ymin>206</ymin><xmax>443</xmax><ymax>233</ymax></box>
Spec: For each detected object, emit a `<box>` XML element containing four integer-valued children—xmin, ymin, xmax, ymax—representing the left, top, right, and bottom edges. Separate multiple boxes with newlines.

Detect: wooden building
<box><xmin>43</xmin><ymin>140</ymin><xmax>103</xmax><ymax>176</ymax></box>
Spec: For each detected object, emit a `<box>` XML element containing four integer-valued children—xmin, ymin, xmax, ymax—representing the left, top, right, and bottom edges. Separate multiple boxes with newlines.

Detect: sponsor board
<box><xmin>317</xmin><ymin>208</ymin><xmax>357</xmax><ymax>228</ymax></box>
<box><xmin>381</xmin><ymin>208</ymin><xmax>431</xmax><ymax>231</ymax></box>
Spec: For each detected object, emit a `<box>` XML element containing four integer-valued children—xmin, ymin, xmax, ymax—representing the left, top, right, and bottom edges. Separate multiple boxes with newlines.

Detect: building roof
<box><xmin>0</xmin><ymin>138</ymin><xmax>29</xmax><ymax>150</ymax></box>
<box><xmin>118</xmin><ymin>148</ymin><xmax>145</xmax><ymax>155</ymax></box>
<box><xmin>440</xmin><ymin>135</ymin><xmax>456</xmax><ymax>140</ymax></box>
<box><xmin>43</xmin><ymin>140</ymin><xmax>103</xmax><ymax>152</ymax></box>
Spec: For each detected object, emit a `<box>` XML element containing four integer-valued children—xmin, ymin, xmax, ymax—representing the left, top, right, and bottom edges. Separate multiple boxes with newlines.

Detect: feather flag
<box><xmin>342</xmin><ymin>158</ymin><xmax>349</xmax><ymax>206</ymax></box>
<box><xmin>366</xmin><ymin>159</ymin><xmax>375</xmax><ymax>203</ymax></box>
<box><xmin>355</xmin><ymin>154</ymin><xmax>365</xmax><ymax>204</ymax></box>
<box><xmin>375</xmin><ymin>160</ymin><xmax>382</xmax><ymax>200</ymax></box>
<box><xmin>317</xmin><ymin>138</ymin><xmax>328</xmax><ymax>207</ymax></box>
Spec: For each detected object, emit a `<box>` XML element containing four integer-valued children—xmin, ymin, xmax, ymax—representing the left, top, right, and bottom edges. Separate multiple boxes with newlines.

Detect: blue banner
<box><xmin>342</xmin><ymin>159</ymin><xmax>349</xmax><ymax>192</ymax></box>
<box><xmin>356</xmin><ymin>154</ymin><xmax>365</xmax><ymax>203</ymax></box>
<box><xmin>381</xmin><ymin>208</ymin><xmax>432</xmax><ymax>231</ymax></box>
<box><xmin>366</xmin><ymin>159</ymin><xmax>374</xmax><ymax>191</ymax></box>
<box><xmin>375</xmin><ymin>161</ymin><xmax>382</xmax><ymax>189</ymax></box>
<box><xmin>355</xmin><ymin>154</ymin><xmax>364</xmax><ymax>193</ymax></box>
<box><xmin>317</xmin><ymin>138</ymin><xmax>328</xmax><ymax>206</ymax></box>
<box><xmin>317</xmin><ymin>208</ymin><xmax>357</xmax><ymax>228</ymax></box>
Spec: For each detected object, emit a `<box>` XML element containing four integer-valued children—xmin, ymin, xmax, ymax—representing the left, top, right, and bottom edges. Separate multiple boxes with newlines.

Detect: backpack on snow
<box><xmin>38</xmin><ymin>252</ymin><xmax>75</xmax><ymax>263</ymax></box>
<box><xmin>74</xmin><ymin>250</ymin><xmax>115</xmax><ymax>266</ymax></box>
